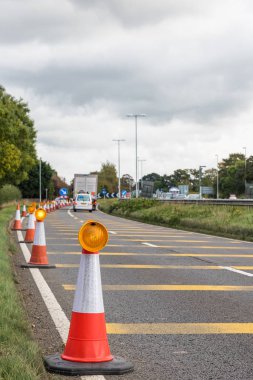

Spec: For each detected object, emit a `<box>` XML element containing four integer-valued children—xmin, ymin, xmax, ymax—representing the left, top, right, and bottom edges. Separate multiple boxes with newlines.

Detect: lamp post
<box><xmin>138</xmin><ymin>158</ymin><xmax>146</xmax><ymax>192</ymax></box>
<box><xmin>112</xmin><ymin>139</ymin><xmax>125</xmax><ymax>199</ymax></box>
<box><xmin>126</xmin><ymin>114</ymin><xmax>146</xmax><ymax>198</ymax></box>
<box><xmin>39</xmin><ymin>158</ymin><xmax>42</xmax><ymax>202</ymax></box>
<box><xmin>215</xmin><ymin>154</ymin><xmax>219</xmax><ymax>199</ymax></box>
<box><xmin>243</xmin><ymin>146</ymin><xmax>247</xmax><ymax>196</ymax></box>
<box><xmin>199</xmin><ymin>165</ymin><xmax>206</xmax><ymax>199</ymax></box>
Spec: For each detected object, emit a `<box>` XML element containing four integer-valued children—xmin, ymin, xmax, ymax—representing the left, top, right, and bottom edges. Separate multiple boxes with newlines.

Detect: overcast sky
<box><xmin>1</xmin><ymin>0</ymin><xmax>253</xmax><ymax>184</ymax></box>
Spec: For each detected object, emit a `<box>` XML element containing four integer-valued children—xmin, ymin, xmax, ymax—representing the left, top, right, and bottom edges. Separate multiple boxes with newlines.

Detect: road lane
<box><xmin>20</xmin><ymin>207</ymin><xmax>253</xmax><ymax>379</ymax></box>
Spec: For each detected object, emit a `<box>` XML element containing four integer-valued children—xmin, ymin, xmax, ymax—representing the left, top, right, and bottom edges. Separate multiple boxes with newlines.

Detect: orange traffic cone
<box><xmin>12</xmin><ymin>203</ymin><xmax>22</xmax><ymax>230</ymax></box>
<box><xmin>21</xmin><ymin>208</ymin><xmax>55</xmax><ymax>269</ymax></box>
<box><xmin>44</xmin><ymin>221</ymin><xmax>134</xmax><ymax>376</ymax></box>
<box><xmin>21</xmin><ymin>206</ymin><xmax>36</xmax><ymax>243</ymax></box>
<box><xmin>21</xmin><ymin>203</ymin><xmax>27</xmax><ymax>217</ymax></box>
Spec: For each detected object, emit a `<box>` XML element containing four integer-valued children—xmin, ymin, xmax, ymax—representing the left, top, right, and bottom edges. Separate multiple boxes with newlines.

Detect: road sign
<box><xmin>59</xmin><ymin>188</ymin><xmax>68</xmax><ymax>196</ymax></box>
<box><xmin>101</xmin><ymin>188</ymin><xmax>107</xmax><ymax>195</ymax></box>
<box><xmin>122</xmin><ymin>190</ymin><xmax>127</xmax><ymax>196</ymax></box>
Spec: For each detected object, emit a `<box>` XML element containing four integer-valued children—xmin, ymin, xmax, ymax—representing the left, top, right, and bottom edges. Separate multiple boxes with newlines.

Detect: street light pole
<box><xmin>215</xmin><ymin>154</ymin><xmax>219</xmax><ymax>199</ymax></box>
<box><xmin>138</xmin><ymin>158</ymin><xmax>146</xmax><ymax>192</ymax></box>
<box><xmin>199</xmin><ymin>165</ymin><xmax>206</xmax><ymax>199</ymax></box>
<box><xmin>112</xmin><ymin>139</ymin><xmax>125</xmax><ymax>199</ymax></box>
<box><xmin>126</xmin><ymin>114</ymin><xmax>146</xmax><ymax>198</ymax></box>
<box><xmin>243</xmin><ymin>146</ymin><xmax>247</xmax><ymax>196</ymax></box>
<box><xmin>39</xmin><ymin>158</ymin><xmax>42</xmax><ymax>202</ymax></box>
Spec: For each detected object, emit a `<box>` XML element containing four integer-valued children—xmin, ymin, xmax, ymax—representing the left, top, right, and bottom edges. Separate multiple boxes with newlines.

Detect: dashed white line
<box><xmin>221</xmin><ymin>266</ymin><xmax>253</xmax><ymax>277</ymax></box>
<box><xmin>109</xmin><ymin>231</ymin><xmax>117</xmax><ymax>234</ymax></box>
<box><xmin>142</xmin><ymin>242</ymin><xmax>158</xmax><ymax>247</ymax></box>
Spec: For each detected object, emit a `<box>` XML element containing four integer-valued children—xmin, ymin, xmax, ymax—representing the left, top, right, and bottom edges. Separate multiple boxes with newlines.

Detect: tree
<box><xmin>98</xmin><ymin>161</ymin><xmax>118</xmax><ymax>193</ymax></box>
<box><xmin>18</xmin><ymin>160</ymin><xmax>54</xmax><ymax>198</ymax></box>
<box><xmin>219</xmin><ymin>153</ymin><xmax>245</xmax><ymax>197</ymax></box>
<box><xmin>51</xmin><ymin>173</ymin><xmax>70</xmax><ymax>198</ymax></box>
<box><xmin>0</xmin><ymin>86</ymin><xmax>37</xmax><ymax>187</ymax></box>
<box><xmin>121</xmin><ymin>174</ymin><xmax>134</xmax><ymax>192</ymax></box>
<box><xmin>168</xmin><ymin>169</ymin><xmax>191</xmax><ymax>187</ymax></box>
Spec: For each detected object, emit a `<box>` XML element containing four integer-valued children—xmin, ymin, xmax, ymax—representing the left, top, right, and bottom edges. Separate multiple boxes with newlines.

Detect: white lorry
<box><xmin>73</xmin><ymin>174</ymin><xmax>98</xmax><ymax>212</ymax></box>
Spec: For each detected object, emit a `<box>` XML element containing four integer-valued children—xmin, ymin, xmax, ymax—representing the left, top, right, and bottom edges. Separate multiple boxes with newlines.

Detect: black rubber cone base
<box><xmin>21</xmin><ymin>263</ymin><xmax>56</xmax><ymax>269</ymax></box>
<box><xmin>44</xmin><ymin>354</ymin><xmax>134</xmax><ymax>376</ymax></box>
<box><xmin>19</xmin><ymin>240</ymin><xmax>33</xmax><ymax>243</ymax></box>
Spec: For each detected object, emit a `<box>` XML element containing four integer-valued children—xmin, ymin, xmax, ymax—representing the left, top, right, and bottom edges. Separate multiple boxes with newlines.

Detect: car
<box><xmin>73</xmin><ymin>193</ymin><xmax>92</xmax><ymax>212</ymax></box>
<box><xmin>229</xmin><ymin>194</ymin><xmax>237</xmax><ymax>200</ymax></box>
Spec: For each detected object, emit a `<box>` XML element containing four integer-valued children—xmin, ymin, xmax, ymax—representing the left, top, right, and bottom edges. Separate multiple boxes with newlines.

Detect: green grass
<box><xmin>0</xmin><ymin>206</ymin><xmax>46</xmax><ymax>380</ymax></box>
<box><xmin>99</xmin><ymin>199</ymin><xmax>253</xmax><ymax>241</ymax></box>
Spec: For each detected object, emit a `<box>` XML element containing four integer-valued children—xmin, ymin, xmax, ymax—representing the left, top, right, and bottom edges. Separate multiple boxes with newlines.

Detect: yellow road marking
<box><xmin>122</xmin><ymin>239</ymin><xmax>208</xmax><ymax>242</ymax></box>
<box><xmin>157</xmin><ymin>245</ymin><xmax>253</xmax><ymax>250</ymax></box>
<box><xmin>105</xmin><ymin>323</ymin><xmax>253</xmax><ymax>334</ymax></box>
<box><xmin>49</xmin><ymin>252</ymin><xmax>253</xmax><ymax>257</ymax></box>
<box><xmin>57</xmin><ymin>264</ymin><xmax>221</xmax><ymax>269</ymax></box>
<box><xmin>63</xmin><ymin>284</ymin><xmax>253</xmax><ymax>291</ymax></box>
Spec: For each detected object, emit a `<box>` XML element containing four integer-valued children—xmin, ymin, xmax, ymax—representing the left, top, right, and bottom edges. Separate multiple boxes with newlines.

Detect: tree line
<box><xmin>95</xmin><ymin>153</ymin><xmax>252</xmax><ymax>198</ymax></box>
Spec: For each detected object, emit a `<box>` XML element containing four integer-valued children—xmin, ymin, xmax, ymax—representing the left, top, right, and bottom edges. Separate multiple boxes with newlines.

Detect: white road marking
<box><xmin>221</xmin><ymin>266</ymin><xmax>253</xmax><ymax>277</ymax></box>
<box><xmin>80</xmin><ymin>220</ymin><xmax>84</xmax><ymax>223</ymax></box>
<box><xmin>142</xmin><ymin>242</ymin><xmax>158</xmax><ymax>247</ymax></box>
<box><xmin>109</xmin><ymin>231</ymin><xmax>117</xmax><ymax>234</ymax></box>
<box><xmin>67</xmin><ymin>210</ymin><xmax>74</xmax><ymax>218</ymax></box>
<box><xmin>17</xmin><ymin>230</ymin><xmax>106</xmax><ymax>380</ymax></box>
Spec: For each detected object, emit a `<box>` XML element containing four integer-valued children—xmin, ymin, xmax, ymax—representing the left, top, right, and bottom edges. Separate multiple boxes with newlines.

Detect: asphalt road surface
<box><xmin>19</xmin><ymin>207</ymin><xmax>253</xmax><ymax>380</ymax></box>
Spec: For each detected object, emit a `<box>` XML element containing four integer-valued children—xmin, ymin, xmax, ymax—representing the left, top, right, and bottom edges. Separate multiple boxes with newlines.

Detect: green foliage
<box><xmin>219</xmin><ymin>153</ymin><xmax>245</xmax><ymax>197</ymax></box>
<box><xmin>18</xmin><ymin>160</ymin><xmax>54</xmax><ymax>199</ymax></box>
<box><xmin>0</xmin><ymin>86</ymin><xmax>37</xmax><ymax>187</ymax></box>
<box><xmin>98</xmin><ymin>161</ymin><xmax>118</xmax><ymax>193</ymax></box>
<box><xmin>0</xmin><ymin>185</ymin><xmax>21</xmax><ymax>205</ymax></box>
<box><xmin>0</xmin><ymin>207</ymin><xmax>45</xmax><ymax>379</ymax></box>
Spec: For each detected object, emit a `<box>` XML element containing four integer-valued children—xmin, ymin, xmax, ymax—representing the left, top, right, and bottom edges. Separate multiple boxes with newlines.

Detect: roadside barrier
<box><xmin>44</xmin><ymin>220</ymin><xmax>134</xmax><ymax>376</ymax></box>
<box><xmin>21</xmin><ymin>208</ymin><xmax>55</xmax><ymax>269</ymax></box>
<box><xmin>20</xmin><ymin>205</ymin><xmax>36</xmax><ymax>243</ymax></box>
<box><xmin>21</xmin><ymin>203</ymin><xmax>27</xmax><ymax>217</ymax></box>
<box><xmin>12</xmin><ymin>203</ymin><xmax>22</xmax><ymax>230</ymax></box>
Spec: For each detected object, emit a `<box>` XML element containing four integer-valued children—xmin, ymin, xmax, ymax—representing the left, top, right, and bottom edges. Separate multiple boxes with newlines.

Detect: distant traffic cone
<box><xmin>21</xmin><ymin>203</ymin><xmax>27</xmax><ymax>217</ymax></box>
<box><xmin>21</xmin><ymin>206</ymin><xmax>36</xmax><ymax>243</ymax></box>
<box><xmin>21</xmin><ymin>208</ymin><xmax>55</xmax><ymax>269</ymax></box>
<box><xmin>12</xmin><ymin>203</ymin><xmax>22</xmax><ymax>230</ymax></box>
<box><xmin>44</xmin><ymin>221</ymin><xmax>134</xmax><ymax>376</ymax></box>
<box><xmin>46</xmin><ymin>202</ymin><xmax>50</xmax><ymax>213</ymax></box>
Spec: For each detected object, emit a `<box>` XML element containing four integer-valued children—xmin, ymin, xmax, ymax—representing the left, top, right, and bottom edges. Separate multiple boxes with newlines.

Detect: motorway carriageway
<box><xmin>17</xmin><ymin>207</ymin><xmax>253</xmax><ymax>380</ymax></box>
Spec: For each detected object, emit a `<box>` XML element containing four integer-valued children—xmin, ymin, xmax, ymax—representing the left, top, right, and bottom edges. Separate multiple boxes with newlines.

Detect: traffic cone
<box><xmin>21</xmin><ymin>203</ymin><xmax>27</xmax><ymax>217</ymax></box>
<box><xmin>12</xmin><ymin>203</ymin><xmax>22</xmax><ymax>230</ymax></box>
<box><xmin>21</xmin><ymin>208</ymin><xmax>55</xmax><ymax>269</ymax></box>
<box><xmin>23</xmin><ymin>212</ymin><xmax>35</xmax><ymax>243</ymax></box>
<box><xmin>44</xmin><ymin>221</ymin><xmax>134</xmax><ymax>376</ymax></box>
<box><xmin>46</xmin><ymin>202</ymin><xmax>50</xmax><ymax>213</ymax></box>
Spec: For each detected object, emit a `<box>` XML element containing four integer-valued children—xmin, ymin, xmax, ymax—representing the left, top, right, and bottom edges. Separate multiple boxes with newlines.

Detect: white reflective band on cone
<box><xmin>34</xmin><ymin>222</ymin><xmax>46</xmax><ymax>246</ymax></box>
<box><xmin>73</xmin><ymin>254</ymin><xmax>104</xmax><ymax>313</ymax></box>
<box><xmin>27</xmin><ymin>213</ymin><xmax>35</xmax><ymax>229</ymax></box>
<box><xmin>15</xmin><ymin>209</ymin><xmax>21</xmax><ymax>220</ymax></box>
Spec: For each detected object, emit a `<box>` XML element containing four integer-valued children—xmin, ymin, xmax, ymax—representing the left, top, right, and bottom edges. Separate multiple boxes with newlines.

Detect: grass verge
<box><xmin>99</xmin><ymin>199</ymin><xmax>253</xmax><ymax>241</ymax></box>
<box><xmin>0</xmin><ymin>206</ymin><xmax>46</xmax><ymax>380</ymax></box>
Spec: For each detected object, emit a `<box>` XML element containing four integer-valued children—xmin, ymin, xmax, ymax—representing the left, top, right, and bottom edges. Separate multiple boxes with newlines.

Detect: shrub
<box><xmin>0</xmin><ymin>185</ymin><xmax>22</xmax><ymax>205</ymax></box>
